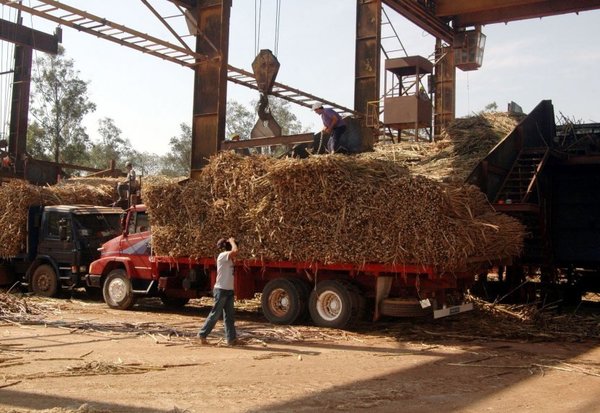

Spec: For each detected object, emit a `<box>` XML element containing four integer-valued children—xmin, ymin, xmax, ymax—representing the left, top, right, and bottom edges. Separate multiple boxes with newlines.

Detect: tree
<box><xmin>483</xmin><ymin>102</ymin><xmax>498</xmax><ymax>112</ymax></box>
<box><xmin>132</xmin><ymin>151</ymin><xmax>164</xmax><ymax>177</ymax></box>
<box><xmin>226</xmin><ymin>97</ymin><xmax>306</xmax><ymax>138</ymax></box>
<box><xmin>29</xmin><ymin>46</ymin><xmax>96</xmax><ymax>165</ymax></box>
<box><xmin>226</xmin><ymin>101</ymin><xmax>254</xmax><ymax>140</ymax></box>
<box><xmin>160</xmin><ymin>123</ymin><xmax>192</xmax><ymax>177</ymax></box>
<box><xmin>263</xmin><ymin>97</ymin><xmax>306</xmax><ymax>135</ymax></box>
<box><xmin>88</xmin><ymin>117</ymin><xmax>134</xmax><ymax>169</ymax></box>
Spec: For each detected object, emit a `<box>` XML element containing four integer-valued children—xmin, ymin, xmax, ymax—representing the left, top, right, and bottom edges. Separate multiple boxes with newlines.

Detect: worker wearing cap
<box><xmin>312</xmin><ymin>102</ymin><xmax>347</xmax><ymax>154</ymax></box>
<box><xmin>198</xmin><ymin>237</ymin><xmax>239</xmax><ymax>346</ymax></box>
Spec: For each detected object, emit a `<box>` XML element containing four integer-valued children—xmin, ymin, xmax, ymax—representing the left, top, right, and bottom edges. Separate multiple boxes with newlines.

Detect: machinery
<box><xmin>468</xmin><ymin>100</ymin><xmax>600</xmax><ymax>302</ymax></box>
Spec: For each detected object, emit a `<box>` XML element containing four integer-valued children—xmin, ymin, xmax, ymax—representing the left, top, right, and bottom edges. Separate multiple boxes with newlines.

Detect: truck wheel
<box><xmin>309</xmin><ymin>280</ymin><xmax>354</xmax><ymax>329</ymax></box>
<box><xmin>160</xmin><ymin>296</ymin><xmax>190</xmax><ymax>308</ymax></box>
<box><xmin>261</xmin><ymin>278</ymin><xmax>305</xmax><ymax>325</ymax></box>
<box><xmin>103</xmin><ymin>269</ymin><xmax>135</xmax><ymax>310</ymax></box>
<box><xmin>289</xmin><ymin>278</ymin><xmax>311</xmax><ymax>321</ymax></box>
<box><xmin>31</xmin><ymin>264</ymin><xmax>59</xmax><ymax>297</ymax></box>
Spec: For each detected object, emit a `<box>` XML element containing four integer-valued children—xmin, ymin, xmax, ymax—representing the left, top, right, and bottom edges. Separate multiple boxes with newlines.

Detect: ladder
<box><xmin>494</xmin><ymin>147</ymin><xmax>550</xmax><ymax>204</ymax></box>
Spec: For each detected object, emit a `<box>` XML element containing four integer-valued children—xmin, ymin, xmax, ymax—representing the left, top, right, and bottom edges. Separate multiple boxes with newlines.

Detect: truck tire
<box><xmin>289</xmin><ymin>278</ymin><xmax>311</xmax><ymax>321</ymax></box>
<box><xmin>261</xmin><ymin>278</ymin><xmax>306</xmax><ymax>325</ymax></box>
<box><xmin>31</xmin><ymin>264</ymin><xmax>59</xmax><ymax>297</ymax></box>
<box><xmin>103</xmin><ymin>269</ymin><xmax>135</xmax><ymax>310</ymax></box>
<box><xmin>309</xmin><ymin>280</ymin><xmax>354</xmax><ymax>329</ymax></box>
<box><xmin>160</xmin><ymin>296</ymin><xmax>190</xmax><ymax>308</ymax></box>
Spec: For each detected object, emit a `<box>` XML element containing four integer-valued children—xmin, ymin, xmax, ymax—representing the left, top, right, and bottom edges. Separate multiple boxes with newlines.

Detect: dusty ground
<box><xmin>1</xmin><ymin>293</ymin><xmax>599</xmax><ymax>413</ymax></box>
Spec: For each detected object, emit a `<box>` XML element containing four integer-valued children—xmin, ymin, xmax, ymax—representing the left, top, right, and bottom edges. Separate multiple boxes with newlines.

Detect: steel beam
<box><xmin>220</xmin><ymin>133</ymin><xmax>314</xmax><ymax>150</ymax></box>
<box><xmin>190</xmin><ymin>0</ymin><xmax>231</xmax><ymax>177</ymax></box>
<box><xmin>433</xmin><ymin>40</ymin><xmax>455</xmax><ymax>140</ymax></box>
<box><xmin>8</xmin><ymin>45</ymin><xmax>32</xmax><ymax>174</ymax></box>
<box><xmin>0</xmin><ymin>18</ymin><xmax>59</xmax><ymax>54</ymax></box>
<box><xmin>382</xmin><ymin>0</ymin><xmax>453</xmax><ymax>43</ymax></box>
<box><xmin>449</xmin><ymin>0</ymin><xmax>600</xmax><ymax>27</ymax></box>
<box><xmin>354</xmin><ymin>0</ymin><xmax>381</xmax><ymax>150</ymax></box>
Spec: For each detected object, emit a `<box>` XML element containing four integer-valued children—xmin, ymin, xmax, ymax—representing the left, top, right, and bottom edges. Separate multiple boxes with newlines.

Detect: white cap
<box><xmin>311</xmin><ymin>102</ymin><xmax>323</xmax><ymax>111</ymax></box>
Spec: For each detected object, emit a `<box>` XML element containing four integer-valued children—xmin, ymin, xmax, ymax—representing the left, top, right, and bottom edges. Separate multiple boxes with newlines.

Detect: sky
<box><xmin>1</xmin><ymin>1</ymin><xmax>599</xmax><ymax>156</ymax></box>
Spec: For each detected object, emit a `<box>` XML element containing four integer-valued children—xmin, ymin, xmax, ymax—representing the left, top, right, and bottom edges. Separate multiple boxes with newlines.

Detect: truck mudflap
<box><xmin>433</xmin><ymin>303</ymin><xmax>474</xmax><ymax>319</ymax></box>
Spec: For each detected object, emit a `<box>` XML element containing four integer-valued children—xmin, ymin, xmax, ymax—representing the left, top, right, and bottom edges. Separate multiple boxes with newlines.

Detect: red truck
<box><xmin>86</xmin><ymin>205</ymin><xmax>478</xmax><ymax>328</ymax></box>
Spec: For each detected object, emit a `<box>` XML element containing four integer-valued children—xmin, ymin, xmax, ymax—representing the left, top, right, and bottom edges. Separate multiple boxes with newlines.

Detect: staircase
<box><xmin>494</xmin><ymin>147</ymin><xmax>549</xmax><ymax>204</ymax></box>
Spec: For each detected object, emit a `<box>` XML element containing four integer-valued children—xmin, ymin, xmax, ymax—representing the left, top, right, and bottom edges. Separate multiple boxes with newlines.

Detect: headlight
<box><xmin>80</xmin><ymin>265</ymin><xmax>87</xmax><ymax>273</ymax></box>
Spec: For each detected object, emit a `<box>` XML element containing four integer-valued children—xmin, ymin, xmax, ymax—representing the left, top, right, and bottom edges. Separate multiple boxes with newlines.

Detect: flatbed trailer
<box><xmin>87</xmin><ymin>205</ymin><xmax>478</xmax><ymax>328</ymax></box>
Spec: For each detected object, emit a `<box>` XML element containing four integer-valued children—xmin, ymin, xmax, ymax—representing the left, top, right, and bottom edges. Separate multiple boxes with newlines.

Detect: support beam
<box><xmin>1</xmin><ymin>18</ymin><xmax>60</xmax><ymax>176</ymax></box>
<box><xmin>435</xmin><ymin>0</ymin><xmax>543</xmax><ymax>16</ymax></box>
<box><xmin>220</xmin><ymin>133</ymin><xmax>314</xmax><ymax>150</ymax></box>
<box><xmin>382</xmin><ymin>0</ymin><xmax>453</xmax><ymax>43</ymax></box>
<box><xmin>354</xmin><ymin>0</ymin><xmax>381</xmax><ymax>150</ymax></box>
<box><xmin>0</xmin><ymin>18</ymin><xmax>59</xmax><ymax>54</ymax></box>
<box><xmin>8</xmin><ymin>45</ymin><xmax>32</xmax><ymax>173</ymax></box>
<box><xmin>190</xmin><ymin>0</ymin><xmax>231</xmax><ymax>177</ymax></box>
<box><xmin>448</xmin><ymin>0</ymin><xmax>600</xmax><ymax>27</ymax></box>
<box><xmin>433</xmin><ymin>40</ymin><xmax>455</xmax><ymax>140</ymax></box>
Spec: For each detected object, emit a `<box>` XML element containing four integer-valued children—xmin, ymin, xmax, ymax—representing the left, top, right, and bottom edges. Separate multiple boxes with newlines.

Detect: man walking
<box><xmin>198</xmin><ymin>237</ymin><xmax>239</xmax><ymax>346</ymax></box>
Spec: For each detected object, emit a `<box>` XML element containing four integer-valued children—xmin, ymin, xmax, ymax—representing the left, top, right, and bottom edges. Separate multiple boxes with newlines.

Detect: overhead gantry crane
<box><xmin>1</xmin><ymin>0</ymin><xmax>600</xmax><ymax>179</ymax></box>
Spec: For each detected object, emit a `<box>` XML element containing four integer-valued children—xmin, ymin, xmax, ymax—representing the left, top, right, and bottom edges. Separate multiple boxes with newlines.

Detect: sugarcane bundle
<box><xmin>144</xmin><ymin>152</ymin><xmax>525</xmax><ymax>270</ymax></box>
<box><xmin>364</xmin><ymin>111</ymin><xmax>524</xmax><ymax>182</ymax></box>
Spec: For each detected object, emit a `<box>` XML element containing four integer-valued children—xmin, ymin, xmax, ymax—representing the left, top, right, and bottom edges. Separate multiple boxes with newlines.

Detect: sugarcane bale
<box><xmin>146</xmin><ymin>152</ymin><xmax>525</xmax><ymax>270</ymax></box>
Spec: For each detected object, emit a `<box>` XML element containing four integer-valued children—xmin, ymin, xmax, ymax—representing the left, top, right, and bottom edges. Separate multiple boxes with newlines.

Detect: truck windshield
<box><xmin>72</xmin><ymin>214</ymin><xmax>121</xmax><ymax>239</ymax></box>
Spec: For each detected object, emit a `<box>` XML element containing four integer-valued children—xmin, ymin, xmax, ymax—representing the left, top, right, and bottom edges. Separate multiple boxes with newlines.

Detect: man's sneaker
<box><xmin>198</xmin><ymin>335</ymin><xmax>209</xmax><ymax>345</ymax></box>
<box><xmin>227</xmin><ymin>339</ymin><xmax>238</xmax><ymax>346</ymax></box>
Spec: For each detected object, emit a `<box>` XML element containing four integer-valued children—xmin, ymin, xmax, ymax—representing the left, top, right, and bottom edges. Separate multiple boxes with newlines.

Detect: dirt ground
<box><xmin>1</xmin><ymin>293</ymin><xmax>599</xmax><ymax>413</ymax></box>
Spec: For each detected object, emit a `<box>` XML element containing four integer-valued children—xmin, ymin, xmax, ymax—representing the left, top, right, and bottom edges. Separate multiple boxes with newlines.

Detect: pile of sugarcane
<box><xmin>0</xmin><ymin>179</ymin><xmax>116</xmax><ymax>258</ymax></box>
<box><xmin>365</xmin><ymin>111</ymin><xmax>525</xmax><ymax>182</ymax></box>
<box><xmin>144</xmin><ymin>152</ymin><xmax>524</xmax><ymax>270</ymax></box>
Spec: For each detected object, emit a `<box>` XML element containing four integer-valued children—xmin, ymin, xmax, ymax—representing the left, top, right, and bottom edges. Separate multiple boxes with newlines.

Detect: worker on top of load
<box><xmin>230</xmin><ymin>133</ymin><xmax>250</xmax><ymax>156</ymax></box>
<box><xmin>312</xmin><ymin>102</ymin><xmax>347</xmax><ymax>154</ymax></box>
<box><xmin>198</xmin><ymin>237</ymin><xmax>239</xmax><ymax>346</ymax></box>
<box><xmin>116</xmin><ymin>161</ymin><xmax>136</xmax><ymax>204</ymax></box>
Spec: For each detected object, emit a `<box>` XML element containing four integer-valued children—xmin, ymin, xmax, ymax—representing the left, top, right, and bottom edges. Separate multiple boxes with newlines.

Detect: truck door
<box><xmin>121</xmin><ymin>210</ymin><xmax>152</xmax><ymax>279</ymax></box>
<box><xmin>37</xmin><ymin>211</ymin><xmax>75</xmax><ymax>277</ymax></box>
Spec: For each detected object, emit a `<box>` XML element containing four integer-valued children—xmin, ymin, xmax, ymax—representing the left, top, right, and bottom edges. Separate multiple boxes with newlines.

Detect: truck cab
<box><xmin>87</xmin><ymin>204</ymin><xmax>212</xmax><ymax>310</ymax></box>
<box><xmin>23</xmin><ymin>205</ymin><xmax>123</xmax><ymax>296</ymax></box>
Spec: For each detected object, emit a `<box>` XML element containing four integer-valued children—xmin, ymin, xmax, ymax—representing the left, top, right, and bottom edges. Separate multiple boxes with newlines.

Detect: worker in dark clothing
<box><xmin>116</xmin><ymin>161</ymin><xmax>136</xmax><ymax>204</ymax></box>
<box><xmin>312</xmin><ymin>102</ymin><xmax>346</xmax><ymax>154</ymax></box>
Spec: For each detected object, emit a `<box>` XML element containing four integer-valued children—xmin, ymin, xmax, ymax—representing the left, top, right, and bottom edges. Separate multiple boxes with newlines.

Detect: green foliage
<box><xmin>226</xmin><ymin>101</ymin><xmax>254</xmax><ymax>140</ymax></box>
<box><xmin>483</xmin><ymin>102</ymin><xmax>498</xmax><ymax>112</ymax></box>
<box><xmin>264</xmin><ymin>97</ymin><xmax>305</xmax><ymax>135</ymax></box>
<box><xmin>160</xmin><ymin>123</ymin><xmax>192</xmax><ymax>176</ymax></box>
<box><xmin>88</xmin><ymin>117</ymin><xmax>135</xmax><ymax>169</ymax></box>
<box><xmin>29</xmin><ymin>46</ymin><xmax>96</xmax><ymax>165</ymax></box>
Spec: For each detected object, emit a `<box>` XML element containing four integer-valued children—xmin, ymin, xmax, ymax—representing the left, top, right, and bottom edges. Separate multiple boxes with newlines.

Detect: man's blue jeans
<box><xmin>198</xmin><ymin>288</ymin><xmax>236</xmax><ymax>343</ymax></box>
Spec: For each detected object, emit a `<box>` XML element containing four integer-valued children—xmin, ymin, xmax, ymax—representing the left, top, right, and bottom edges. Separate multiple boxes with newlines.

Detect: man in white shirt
<box><xmin>198</xmin><ymin>237</ymin><xmax>239</xmax><ymax>345</ymax></box>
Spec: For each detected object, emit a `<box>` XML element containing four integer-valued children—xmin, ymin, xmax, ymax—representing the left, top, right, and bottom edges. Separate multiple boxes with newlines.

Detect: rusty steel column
<box><xmin>190</xmin><ymin>0</ymin><xmax>231</xmax><ymax>177</ymax></box>
<box><xmin>354</xmin><ymin>0</ymin><xmax>381</xmax><ymax>151</ymax></box>
<box><xmin>8</xmin><ymin>44</ymin><xmax>32</xmax><ymax>174</ymax></box>
<box><xmin>433</xmin><ymin>39</ymin><xmax>455</xmax><ymax>140</ymax></box>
